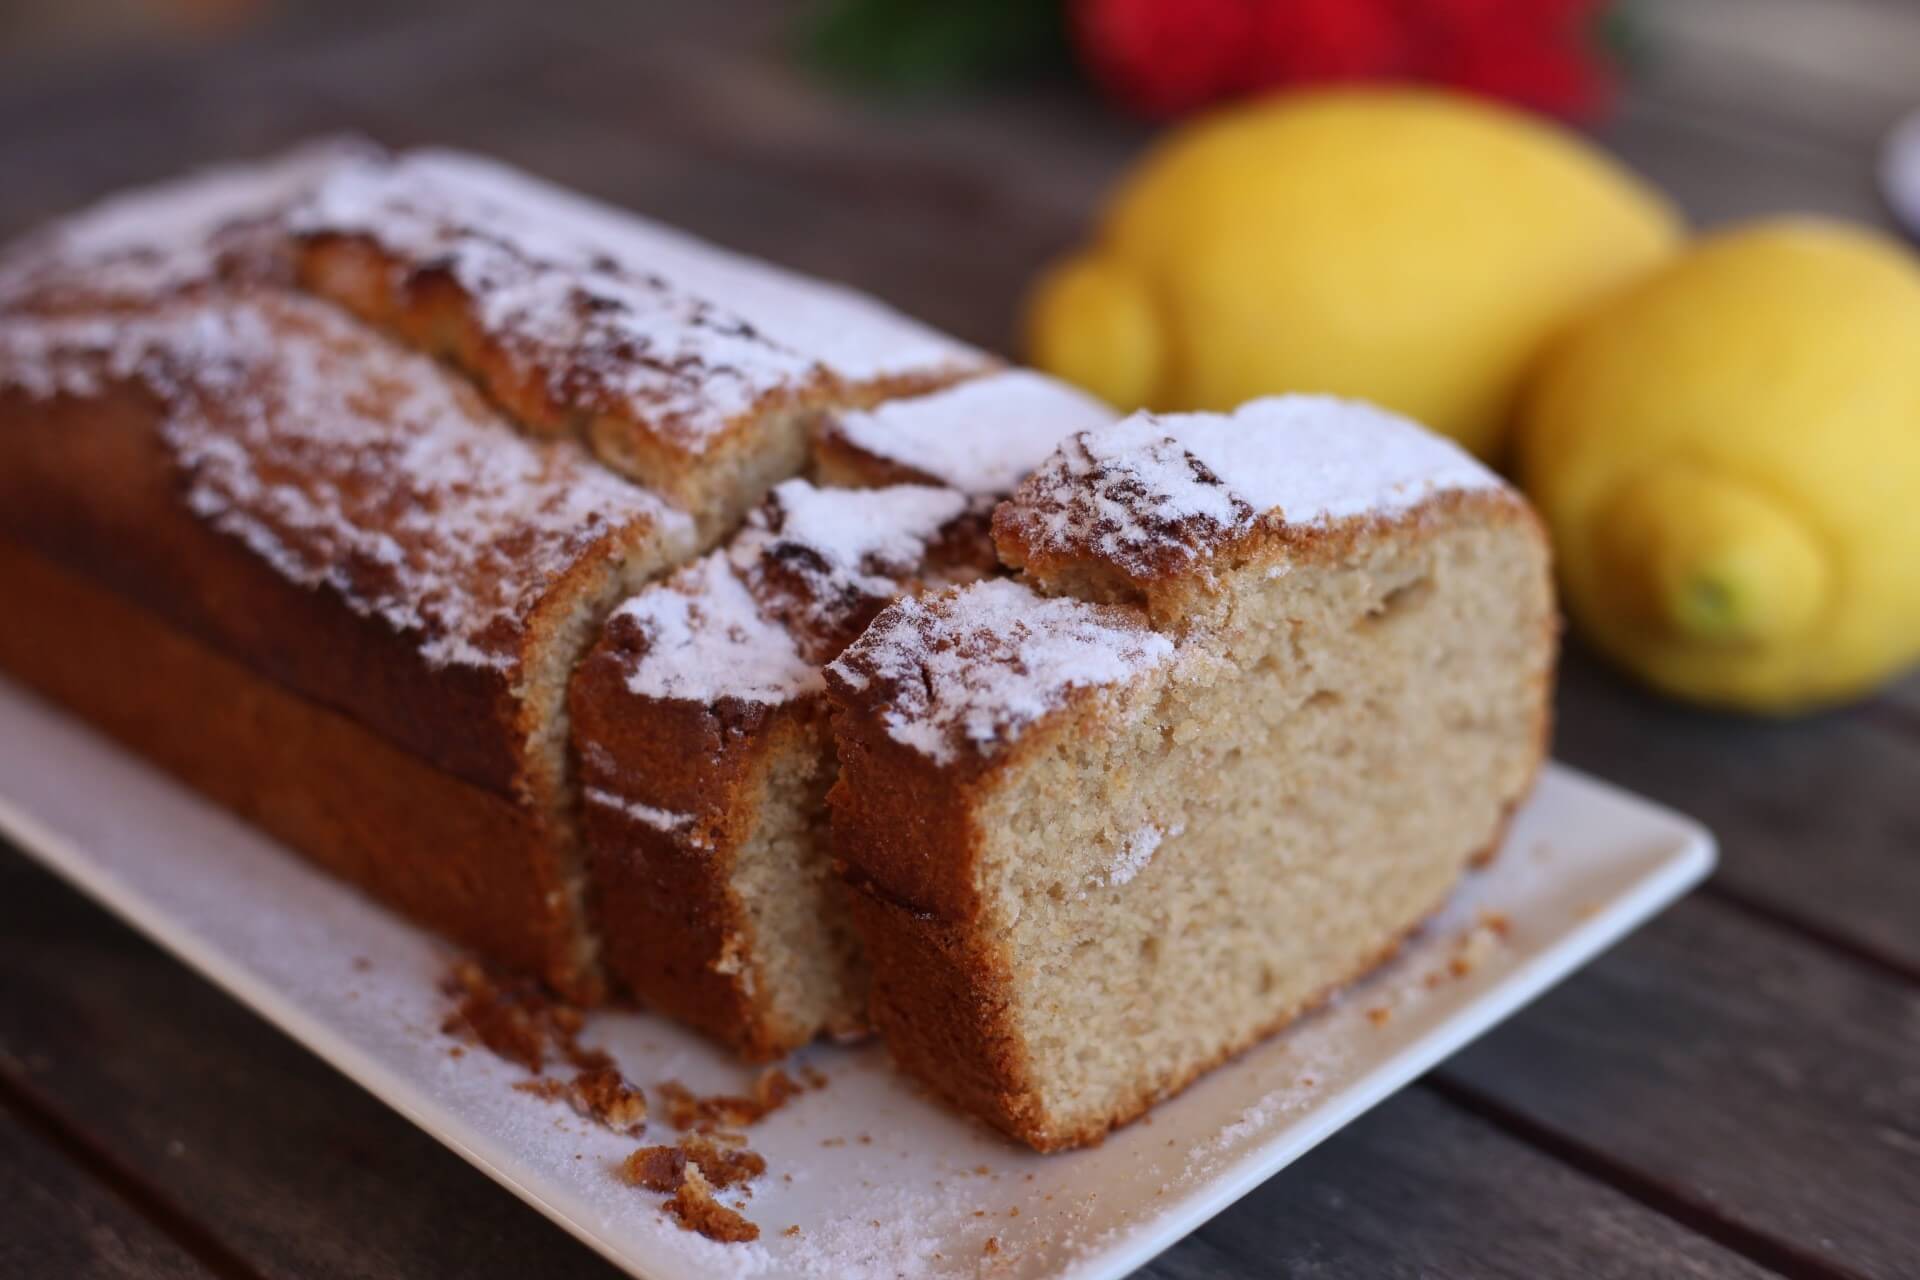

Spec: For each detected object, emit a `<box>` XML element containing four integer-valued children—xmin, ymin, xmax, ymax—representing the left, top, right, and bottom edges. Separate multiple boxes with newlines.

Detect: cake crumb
<box><xmin>783</xmin><ymin>1225</ymin><xmax>801</xmax><ymax>1238</ymax></box>
<box><xmin>622</xmin><ymin>1135</ymin><xmax>766</xmax><ymax>1194</ymax></box>
<box><xmin>515</xmin><ymin>1067</ymin><xmax>646</xmax><ymax>1136</ymax></box>
<box><xmin>663</xmin><ymin>1164</ymin><xmax>759</xmax><ymax>1243</ymax></box>
<box><xmin>754</xmin><ymin>1067</ymin><xmax>802</xmax><ymax>1113</ymax></box>
<box><xmin>657</xmin><ymin>1072</ymin><xmax>800</xmax><ymax>1133</ymax></box>
<box><xmin>1366</xmin><ymin>1006</ymin><xmax>1391</xmax><ymax>1026</ymax></box>
<box><xmin>681</xmin><ymin>1133</ymin><xmax>767</xmax><ymax>1189</ymax></box>
<box><xmin>620</xmin><ymin>1145</ymin><xmax>688</xmax><ymax>1193</ymax></box>
<box><xmin>569</xmin><ymin>1066</ymin><xmax>648</xmax><ymax>1135</ymax></box>
<box><xmin>439</xmin><ymin>960</ymin><xmax>552</xmax><ymax>1072</ymax></box>
<box><xmin>983</xmin><ymin>1236</ymin><xmax>1001</xmax><ymax>1256</ymax></box>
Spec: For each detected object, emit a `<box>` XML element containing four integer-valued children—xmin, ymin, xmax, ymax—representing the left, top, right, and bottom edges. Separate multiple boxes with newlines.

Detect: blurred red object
<box><xmin>1072</xmin><ymin>0</ymin><xmax>1614</xmax><ymax>119</ymax></box>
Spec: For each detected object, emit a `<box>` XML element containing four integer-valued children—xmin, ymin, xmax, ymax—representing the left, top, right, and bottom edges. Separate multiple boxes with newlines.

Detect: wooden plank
<box><xmin>1597</xmin><ymin>95</ymin><xmax>1894</xmax><ymax>231</ymax></box>
<box><xmin>1555</xmin><ymin>648</ymin><xmax>1920</xmax><ymax>975</ymax></box>
<box><xmin>0</xmin><ymin>847</ymin><xmax>1766</xmax><ymax>1280</ymax></box>
<box><xmin>1144</xmin><ymin>1088</ymin><xmax>1771</xmax><ymax>1280</ymax></box>
<box><xmin>0</xmin><ymin>853</ymin><xmax>628</xmax><ymax>1280</ymax></box>
<box><xmin>1628</xmin><ymin>0</ymin><xmax>1920</xmax><ymax>152</ymax></box>
<box><xmin>0</xmin><ymin>1102</ymin><xmax>212</xmax><ymax>1280</ymax></box>
<box><xmin>1436</xmin><ymin>894</ymin><xmax>1920</xmax><ymax>1280</ymax></box>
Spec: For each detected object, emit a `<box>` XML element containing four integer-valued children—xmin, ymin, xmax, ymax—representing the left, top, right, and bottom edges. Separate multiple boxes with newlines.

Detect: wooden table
<box><xmin>1</xmin><ymin>2</ymin><xmax>1915</xmax><ymax>1276</ymax></box>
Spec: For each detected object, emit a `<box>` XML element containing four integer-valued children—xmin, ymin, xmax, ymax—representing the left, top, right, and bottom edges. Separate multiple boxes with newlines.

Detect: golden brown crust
<box><xmin>999</xmin><ymin>485</ymin><xmax>1542</xmax><ymax>633</ymax></box>
<box><xmin>0</xmin><ymin>292</ymin><xmax>700</xmax><ymax>1003</ymax></box>
<box><xmin>0</xmin><ymin>539</ymin><xmax>598</xmax><ymax>998</ymax></box>
<box><xmin>0</xmin><ymin>381</ymin><xmax>529</xmax><ymax>793</ymax></box>
<box><xmin>569</xmin><ymin>603</ymin><xmax>832</xmax><ymax>1058</ymax></box>
<box><xmin>826</xmin><ymin>700</ymin><xmax>1044</xmax><ymax>1134</ymax></box>
<box><xmin>295</xmin><ymin>233</ymin><xmax>832</xmax><ymax>530</ymax></box>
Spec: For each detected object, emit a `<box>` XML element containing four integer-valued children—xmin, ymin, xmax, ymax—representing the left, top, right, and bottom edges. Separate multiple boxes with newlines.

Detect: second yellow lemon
<box><xmin>1025</xmin><ymin>88</ymin><xmax>1682</xmax><ymax>459</ymax></box>
<box><xmin>1517</xmin><ymin>220</ymin><xmax>1920</xmax><ymax>713</ymax></box>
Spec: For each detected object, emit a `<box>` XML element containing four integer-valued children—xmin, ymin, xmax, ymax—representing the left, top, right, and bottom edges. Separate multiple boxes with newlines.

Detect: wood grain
<box><xmin>0</xmin><ymin>1104</ymin><xmax>212</xmax><ymax>1280</ymax></box>
<box><xmin>1438</xmin><ymin>895</ymin><xmax>1920</xmax><ymax>1280</ymax></box>
<box><xmin>1146</xmin><ymin>1087</ymin><xmax>1772</xmax><ymax>1280</ymax></box>
<box><xmin>0</xmin><ymin>855</ymin><xmax>629</xmax><ymax>1280</ymax></box>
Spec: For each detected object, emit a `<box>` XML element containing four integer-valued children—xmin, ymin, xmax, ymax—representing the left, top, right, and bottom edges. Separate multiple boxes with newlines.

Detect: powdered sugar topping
<box><xmin>825</xmin><ymin>369</ymin><xmax>1113</xmax><ymax>497</ymax></box>
<box><xmin>297</xmin><ymin>151</ymin><xmax>822</xmax><ymax>452</ymax></box>
<box><xmin>1000</xmin><ymin>395</ymin><xmax>1503</xmax><ymax>581</ymax></box>
<box><xmin>828</xmin><ymin>578</ymin><xmax>1175</xmax><ymax>765</ymax></box>
<box><xmin>297</xmin><ymin>150</ymin><xmax>984</xmax><ymax>449</ymax></box>
<box><xmin>732</xmin><ymin>479</ymin><xmax>969</xmax><ymax>657</ymax></box>
<box><xmin>604</xmin><ymin>479</ymin><xmax>970</xmax><ymax>706</ymax></box>
<box><xmin>0</xmin><ymin>138</ymin><xmax>366</xmax><ymax>311</ymax></box>
<box><xmin>608</xmin><ymin>555</ymin><xmax>823</xmax><ymax>706</ymax></box>
<box><xmin>3</xmin><ymin>295</ymin><xmax>692</xmax><ymax>672</ymax></box>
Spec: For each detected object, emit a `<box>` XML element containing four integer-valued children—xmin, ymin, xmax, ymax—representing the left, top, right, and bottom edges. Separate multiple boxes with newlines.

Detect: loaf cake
<box><xmin>293</xmin><ymin>148</ymin><xmax>989</xmax><ymax>532</ymax></box>
<box><xmin>3</xmin><ymin>145</ymin><xmax>1559</xmax><ymax>1150</ymax></box>
<box><xmin>827</xmin><ymin>396</ymin><xmax>1555</xmax><ymax>1150</ymax></box>
<box><xmin>0</xmin><ymin>142</ymin><xmax>981</xmax><ymax>1003</ymax></box>
<box><xmin>569</xmin><ymin>371</ymin><xmax>1113</xmax><ymax>1056</ymax></box>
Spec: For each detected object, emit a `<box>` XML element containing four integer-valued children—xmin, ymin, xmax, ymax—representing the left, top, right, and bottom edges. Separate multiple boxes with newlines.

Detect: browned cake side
<box><xmin>0</xmin><ymin>289</ymin><xmax>696</xmax><ymax>1002</ymax></box>
<box><xmin>0</xmin><ymin>538</ymin><xmax>584</xmax><ymax>981</ymax></box>
<box><xmin>571</xmin><ymin>640</ymin><xmax>834</xmax><ymax>1059</ymax></box>
<box><xmin>570</xmin><ymin>481</ymin><xmax>983</xmax><ymax>1058</ymax></box>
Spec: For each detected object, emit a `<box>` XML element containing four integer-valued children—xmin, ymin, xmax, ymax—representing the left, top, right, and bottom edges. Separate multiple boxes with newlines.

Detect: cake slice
<box><xmin>826</xmin><ymin>396</ymin><xmax>1555</xmax><ymax>1149</ymax></box>
<box><xmin>294</xmin><ymin>148</ymin><xmax>990</xmax><ymax>532</ymax></box>
<box><xmin>568</xmin><ymin>479</ymin><xmax>985</xmax><ymax>1057</ymax></box>
<box><xmin>0</xmin><ymin>290</ymin><xmax>697</xmax><ymax>999</ymax></box>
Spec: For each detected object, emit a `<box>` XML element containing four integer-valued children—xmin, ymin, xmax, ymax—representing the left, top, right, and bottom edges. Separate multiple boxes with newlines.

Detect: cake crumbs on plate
<box><xmin>657</xmin><ymin>1068</ymin><xmax>801</xmax><ymax>1132</ymax></box>
<box><xmin>515</xmin><ymin>1065</ymin><xmax>648</xmax><ymax>1136</ymax></box>
<box><xmin>663</xmin><ymin>1163</ymin><xmax>758</xmax><ymax>1243</ymax></box>
<box><xmin>621</xmin><ymin>1133</ymin><xmax>770</xmax><ymax>1242</ymax></box>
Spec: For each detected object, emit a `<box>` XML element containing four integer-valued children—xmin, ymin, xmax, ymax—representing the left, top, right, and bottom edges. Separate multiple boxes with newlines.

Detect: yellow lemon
<box><xmin>1518</xmin><ymin>219</ymin><xmax>1920</xmax><ymax>713</ymax></box>
<box><xmin>1024</xmin><ymin>87</ymin><xmax>1681</xmax><ymax>460</ymax></box>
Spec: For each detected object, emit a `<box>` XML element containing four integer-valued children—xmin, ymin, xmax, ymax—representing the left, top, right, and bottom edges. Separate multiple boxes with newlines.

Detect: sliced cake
<box><xmin>827</xmin><ymin>396</ymin><xmax>1555</xmax><ymax>1149</ymax></box>
<box><xmin>0</xmin><ymin>285</ymin><xmax>697</xmax><ymax>1001</ymax></box>
<box><xmin>293</xmin><ymin>148</ymin><xmax>991</xmax><ymax>533</ymax></box>
<box><xmin>568</xmin><ymin>479</ymin><xmax>986</xmax><ymax>1057</ymax></box>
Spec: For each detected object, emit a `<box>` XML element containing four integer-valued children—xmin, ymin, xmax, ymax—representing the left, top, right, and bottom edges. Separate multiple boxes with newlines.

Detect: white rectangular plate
<box><xmin>0</xmin><ymin>677</ymin><xmax>1713</xmax><ymax>1280</ymax></box>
